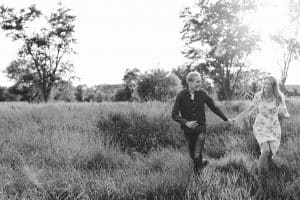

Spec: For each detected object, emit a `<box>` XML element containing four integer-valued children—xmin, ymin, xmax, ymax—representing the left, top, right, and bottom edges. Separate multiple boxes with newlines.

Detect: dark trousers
<box><xmin>183</xmin><ymin>125</ymin><xmax>206</xmax><ymax>172</ymax></box>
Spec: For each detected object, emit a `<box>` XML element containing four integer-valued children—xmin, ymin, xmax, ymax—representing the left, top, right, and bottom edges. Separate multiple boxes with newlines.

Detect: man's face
<box><xmin>188</xmin><ymin>75</ymin><xmax>201</xmax><ymax>91</ymax></box>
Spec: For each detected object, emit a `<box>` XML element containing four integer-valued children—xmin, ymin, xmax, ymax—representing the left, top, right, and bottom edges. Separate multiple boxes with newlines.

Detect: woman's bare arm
<box><xmin>233</xmin><ymin>103</ymin><xmax>257</xmax><ymax>121</ymax></box>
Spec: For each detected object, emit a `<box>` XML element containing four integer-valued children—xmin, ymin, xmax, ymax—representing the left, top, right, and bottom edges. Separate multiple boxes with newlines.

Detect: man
<box><xmin>172</xmin><ymin>71</ymin><xmax>230</xmax><ymax>173</ymax></box>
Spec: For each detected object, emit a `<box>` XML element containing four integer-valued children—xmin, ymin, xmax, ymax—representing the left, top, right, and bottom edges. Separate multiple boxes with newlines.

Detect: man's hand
<box><xmin>227</xmin><ymin>118</ymin><xmax>233</xmax><ymax>124</ymax></box>
<box><xmin>227</xmin><ymin>118</ymin><xmax>236</xmax><ymax>124</ymax></box>
<box><xmin>185</xmin><ymin>121</ymin><xmax>198</xmax><ymax>129</ymax></box>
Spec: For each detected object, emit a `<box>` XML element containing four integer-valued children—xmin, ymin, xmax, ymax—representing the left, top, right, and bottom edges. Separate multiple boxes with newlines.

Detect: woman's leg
<box><xmin>254</xmin><ymin>141</ymin><xmax>272</xmax><ymax>199</ymax></box>
<box><xmin>258</xmin><ymin>142</ymin><xmax>272</xmax><ymax>176</ymax></box>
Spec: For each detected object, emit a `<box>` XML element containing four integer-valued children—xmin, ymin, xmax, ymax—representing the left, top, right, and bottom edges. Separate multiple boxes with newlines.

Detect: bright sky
<box><xmin>0</xmin><ymin>0</ymin><xmax>299</xmax><ymax>87</ymax></box>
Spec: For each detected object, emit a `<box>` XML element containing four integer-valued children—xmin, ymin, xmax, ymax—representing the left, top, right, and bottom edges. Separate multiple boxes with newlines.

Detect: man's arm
<box><xmin>171</xmin><ymin>93</ymin><xmax>188</xmax><ymax>125</ymax></box>
<box><xmin>204</xmin><ymin>92</ymin><xmax>228</xmax><ymax>121</ymax></box>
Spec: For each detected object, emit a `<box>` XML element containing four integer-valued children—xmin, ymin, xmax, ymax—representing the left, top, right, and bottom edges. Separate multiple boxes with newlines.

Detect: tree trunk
<box><xmin>224</xmin><ymin>63</ymin><xmax>232</xmax><ymax>100</ymax></box>
<box><xmin>39</xmin><ymin>85</ymin><xmax>52</xmax><ymax>102</ymax></box>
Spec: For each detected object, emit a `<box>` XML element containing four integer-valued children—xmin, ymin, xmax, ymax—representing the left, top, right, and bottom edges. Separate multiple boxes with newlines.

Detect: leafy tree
<box><xmin>123</xmin><ymin>68</ymin><xmax>140</xmax><ymax>90</ymax></box>
<box><xmin>135</xmin><ymin>69</ymin><xmax>182</xmax><ymax>101</ymax></box>
<box><xmin>172</xmin><ymin>65</ymin><xmax>193</xmax><ymax>87</ymax></box>
<box><xmin>180</xmin><ymin>0</ymin><xmax>260</xmax><ymax>100</ymax></box>
<box><xmin>95</xmin><ymin>84</ymin><xmax>122</xmax><ymax>95</ymax></box>
<box><xmin>270</xmin><ymin>0</ymin><xmax>300</xmax><ymax>88</ymax></box>
<box><xmin>172</xmin><ymin>65</ymin><xmax>213</xmax><ymax>93</ymax></box>
<box><xmin>51</xmin><ymin>80</ymin><xmax>75</xmax><ymax>102</ymax></box>
<box><xmin>82</xmin><ymin>87</ymin><xmax>96</xmax><ymax>102</ymax></box>
<box><xmin>233</xmin><ymin>69</ymin><xmax>269</xmax><ymax>99</ymax></box>
<box><xmin>293</xmin><ymin>88</ymin><xmax>298</xmax><ymax>96</ymax></box>
<box><xmin>114</xmin><ymin>68</ymin><xmax>141</xmax><ymax>101</ymax></box>
<box><xmin>0</xmin><ymin>86</ymin><xmax>7</xmax><ymax>101</ymax></box>
<box><xmin>74</xmin><ymin>84</ymin><xmax>87</xmax><ymax>102</ymax></box>
<box><xmin>80</xmin><ymin>87</ymin><xmax>104</xmax><ymax>102</ymax></box>
<box><xmin>0</xmin><ymin>3</ymin><xmax>76</xmax><ymax>102</ymax></box>
<box><xmin>5</xmin><ymin>59</ymin><xmax>40</xmax><ymax>102</ymax></box>
<box><xmin>271</xmin><ymin>33</ymin><xmax>300</xmax><ymax>88</ymax></box>
<box><xmin>154</xmin><ymin>73</ymin><xmax>182</xmax><ymax>101</ymax></box>
<box><xmin>114</xmin><ymin>86</ymin><xmax>132</xmax><ymax>101</ymax></box>
<box><xmin>94</xmin><ymin>89</ymin><xmax>104</xmax><ymax>102</ymax></box>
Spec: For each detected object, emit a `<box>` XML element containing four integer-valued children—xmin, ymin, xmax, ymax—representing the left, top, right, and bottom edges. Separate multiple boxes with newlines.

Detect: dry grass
<box><xmin>0</xmin><ymin>100</ymin><xmax>299</xmax><ymax>199</ymax></box>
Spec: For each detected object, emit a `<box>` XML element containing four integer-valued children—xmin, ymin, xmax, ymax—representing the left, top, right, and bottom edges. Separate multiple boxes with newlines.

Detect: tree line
<box><xmin>0</xmin><ymin>0</ymin><xmax>300</xmax><ymax>102</ymax></box>
<box><xmin>2</xmin><ymin>67</ymin><xmax>293</xmax><ymax>102</ymax></box>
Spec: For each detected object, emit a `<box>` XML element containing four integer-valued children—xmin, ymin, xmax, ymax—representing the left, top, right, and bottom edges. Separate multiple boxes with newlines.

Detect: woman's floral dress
<box><xmin>251</xmin><ymin>92</ymin><xmax>289</xmax><ymax>155</ymax></box>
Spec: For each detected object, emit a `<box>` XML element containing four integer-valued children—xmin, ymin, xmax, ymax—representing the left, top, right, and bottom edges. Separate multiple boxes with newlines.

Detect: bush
<box><xmin>114</xmin><ymin>86</ymin><xmax>132</xmax><ymax>101</ymax></box>
<box><xmin>97</xmin><ymin>109</ymin><xmax>183</xmax><ymax>154</ymax></box>
<box><xmin>95</xmin><ymin>90</ymin><xmax>104</xmax><ymax>102</ymax></box>
<box><xmin>135</xmin><ymin>69</ymin><xmax>182</xmax><ymax>101</ymax></box>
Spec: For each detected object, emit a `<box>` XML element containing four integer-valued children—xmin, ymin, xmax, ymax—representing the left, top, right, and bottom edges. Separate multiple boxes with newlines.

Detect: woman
<box><xmin>232</xmin><ymin>76</ymin><xmax>290</xmax><ymax>198</ymax></box>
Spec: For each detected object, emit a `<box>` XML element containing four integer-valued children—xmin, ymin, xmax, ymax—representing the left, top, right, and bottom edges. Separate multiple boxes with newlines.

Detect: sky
<box><xmin>0</xmin><ymin>0</ymin><xmax>299</xmax><ymax>87</ymax></box>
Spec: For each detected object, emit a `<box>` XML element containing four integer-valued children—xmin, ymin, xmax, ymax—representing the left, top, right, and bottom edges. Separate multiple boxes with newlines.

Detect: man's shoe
<box><xmin>194</xmin><ymin>159</ymin><xmax>209</xmax><ymax>174</ymax></box>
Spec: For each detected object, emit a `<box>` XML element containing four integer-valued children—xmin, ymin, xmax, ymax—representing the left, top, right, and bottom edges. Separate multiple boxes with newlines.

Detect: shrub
<box><xmin>114</xmin><ymin>86</ymin><xmax>132</xmax><ymax>101</ymax></box>
<box><xmin>97</xmin><ymin>110</ymin><xmax>183</xmax><ymax>154</ymax></box>
<box><xmin>135</xmin><ymin>69</ymin><xmax>182</xmax><ymax>101</ymax></box>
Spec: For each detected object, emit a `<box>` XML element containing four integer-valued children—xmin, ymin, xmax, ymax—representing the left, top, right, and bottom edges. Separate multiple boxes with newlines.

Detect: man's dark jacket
<box><xmin>172</xmin><ymin>89</ymin><xmax>228</xmax><ymax>133</ymax></box>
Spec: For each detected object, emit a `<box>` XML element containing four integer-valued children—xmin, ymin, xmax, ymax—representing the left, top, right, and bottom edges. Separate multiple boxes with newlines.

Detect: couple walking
<box><xmin>171</xmin><ymin>71</ymin><xmax>290</xmax><ymax>197</ymax></box>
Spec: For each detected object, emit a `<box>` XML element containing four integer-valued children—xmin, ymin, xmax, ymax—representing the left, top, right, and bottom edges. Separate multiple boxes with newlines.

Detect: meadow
<box><xmin>0</xmin><ymin>99</ymin><xmax>299</xmax><ymax>200</ymax></box>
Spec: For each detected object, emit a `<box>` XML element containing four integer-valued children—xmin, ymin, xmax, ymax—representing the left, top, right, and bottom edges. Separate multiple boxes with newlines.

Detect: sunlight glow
<box><xmin>0</xmin><ymin>0</ymin><xmax>299</xmax><ymax>86</ymax></box>
<box><xmin>243</xmin><ymin>0</ymin><xmax>300</xmax><ymax>83</ymax></box>
<box><xmin>244</xmin><ymin>1</ymin><xmax>289</xmax><ymax>38</ymax></box>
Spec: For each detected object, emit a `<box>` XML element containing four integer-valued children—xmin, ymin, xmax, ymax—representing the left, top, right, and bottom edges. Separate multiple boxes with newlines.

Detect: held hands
<box><xmin>279</xmin><ymin>113</ymin><xmax>291</xmax><ymax>119</ymax></box>
<box><xmin>284</xmin><ymin>113</ymin><xmax>291</xmax><ymax>119</ymax></box>
<box><xmin>227</xmin><ymin>117</ymin><xmax>237</xmax><ymax>124</ymax></box>
<box><xmin>186</xmin><ymin>117</ymin><xmax>240</xmax><ymax>129</ymax></box>
<box><xmin>185</xmin><ymin>121</ymin><xmax>198</xmax><ymax>129</ymax></box>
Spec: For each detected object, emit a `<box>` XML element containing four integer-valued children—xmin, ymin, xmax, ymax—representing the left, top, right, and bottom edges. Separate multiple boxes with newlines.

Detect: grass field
<box><xmin>0</xmin><ymin>100</ymin><xmax>299</xmax><ymax>199</ymax></box>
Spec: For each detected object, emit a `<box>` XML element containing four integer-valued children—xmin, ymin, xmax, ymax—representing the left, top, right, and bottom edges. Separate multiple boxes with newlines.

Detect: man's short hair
<box><xmin>186</xmin><ymin>71</ymin><xmax>201</xmax><ymax>83</ymax></box>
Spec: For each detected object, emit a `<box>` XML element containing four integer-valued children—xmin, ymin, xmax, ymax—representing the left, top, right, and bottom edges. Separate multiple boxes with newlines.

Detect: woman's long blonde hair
<box><xmin>261</xmin><ymin>76</ymin><xmax>284</xmax><ymax>104</ymax></box>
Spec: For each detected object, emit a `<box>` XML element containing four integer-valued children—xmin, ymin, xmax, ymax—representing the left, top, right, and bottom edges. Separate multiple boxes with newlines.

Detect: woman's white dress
<box><xmin>251</xmin><ymin>92</ymin><xmax>289</xmax><ymax>155</ymax></box>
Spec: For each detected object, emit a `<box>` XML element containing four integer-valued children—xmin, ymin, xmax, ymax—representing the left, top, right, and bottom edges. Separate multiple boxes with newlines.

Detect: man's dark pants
<box><xmin>183</xmin><ymin>125</ymin><xmax>206</xmax><ymax>173</ymax></box>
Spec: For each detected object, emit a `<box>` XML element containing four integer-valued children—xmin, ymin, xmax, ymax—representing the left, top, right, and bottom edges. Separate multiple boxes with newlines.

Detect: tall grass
<box><xmin>0</xmin><ymin>100</ymin><xmax>299</xmax><ymax>199</ymax></box>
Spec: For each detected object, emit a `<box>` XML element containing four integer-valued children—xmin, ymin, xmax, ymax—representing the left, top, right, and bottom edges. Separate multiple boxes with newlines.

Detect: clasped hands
<box><xmin>227</xmin><ymin>117</ymin><xmax>237</xmax><ymax>124</ymax></box>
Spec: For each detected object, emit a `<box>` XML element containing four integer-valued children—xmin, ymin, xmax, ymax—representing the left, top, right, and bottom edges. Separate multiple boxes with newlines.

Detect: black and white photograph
<box><xmin>0</xmin><ymin>0</ymin><xmax>299</xmax><ymax>199</ymax></box>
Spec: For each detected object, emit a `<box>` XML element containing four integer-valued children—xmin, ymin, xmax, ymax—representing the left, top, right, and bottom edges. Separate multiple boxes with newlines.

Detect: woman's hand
<box><xmin>283</xmin><ymin>113</ymin><xmax>291</xmax><ymax>119</ymax></box>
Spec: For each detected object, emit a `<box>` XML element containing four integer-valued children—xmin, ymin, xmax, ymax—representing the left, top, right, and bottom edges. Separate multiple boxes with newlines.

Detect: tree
<box><xmin>5</xmin><ymin>59</ymin><xmax>40</xmax><ymax>102</ymax></box>
<box><xmin>271</xmin><ymin>34</ymin><xmax>300</xmax><ymax>88</ymax></box>
<box><xmin>94</xmin><ymin>89</ymin><xmax>104</xmax><ymax>102</ymax></box>
<box><xmin>74</xmin><ymin>84</ymin><xmax>86</xmax><ymax>102</ymax></box>
<box><xmin>0</xmin><ymin>86</ymin><xmax>7</xmax><ymax>101</ymax></box>
<box><xmin>180</xmin><ymin>0</ymin><xmax>260</xmax><ymax>100</ymax></box>
<box><xmin>0</xmin><ymin>3</ymin><xmax>76</xmax><ymax>102</ymax></box>
<box><xmin>154</xmin><ymin>73</ymin><xmax>182</xmax><ymax>101</ymax></box>
<box><xmin>51</xmin><ymin>80</ymin><xmax>75</xmax><ymax>102</ymax></box>
<box><xmin>115</xmin><ymin>68</ymin><xmax>141</xmax><ymax>101</ymax></box>
<box><xmin>172</xmin><ymin>65</ymin><xmax>193</xmax><ymax>87</ymax></box>
<box><xmin>114</xmin><ymin>86</ymin><xmax>132</xmax><ymax>101</ymax></box>
<box><xmin>82</xmin><ymin>87</ymin><xmax>96</xmax><ymax>102</ymax></box>
<box><xmin>270</xmin><ymin>0</ymin><xmax>300</xmax><ymax>88</ymax></box>
<box><xmin>172</xmin><ymin>65</ymin><xmax>213</xmax><ymax>93</ymax></box>
<box><xmin>233</xmin><ymin>69</ymin><xmax>270</xmax><ymax>99</ymax></box>
<box><xmin>123</xmin><ymin>68</ymin><xmax>140</xmax><ymax>90</ymax></box>
<box><xmin>135</xmin><ymin>69</ymin><xmax>182</xmax><ymax>101</ymax></box>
